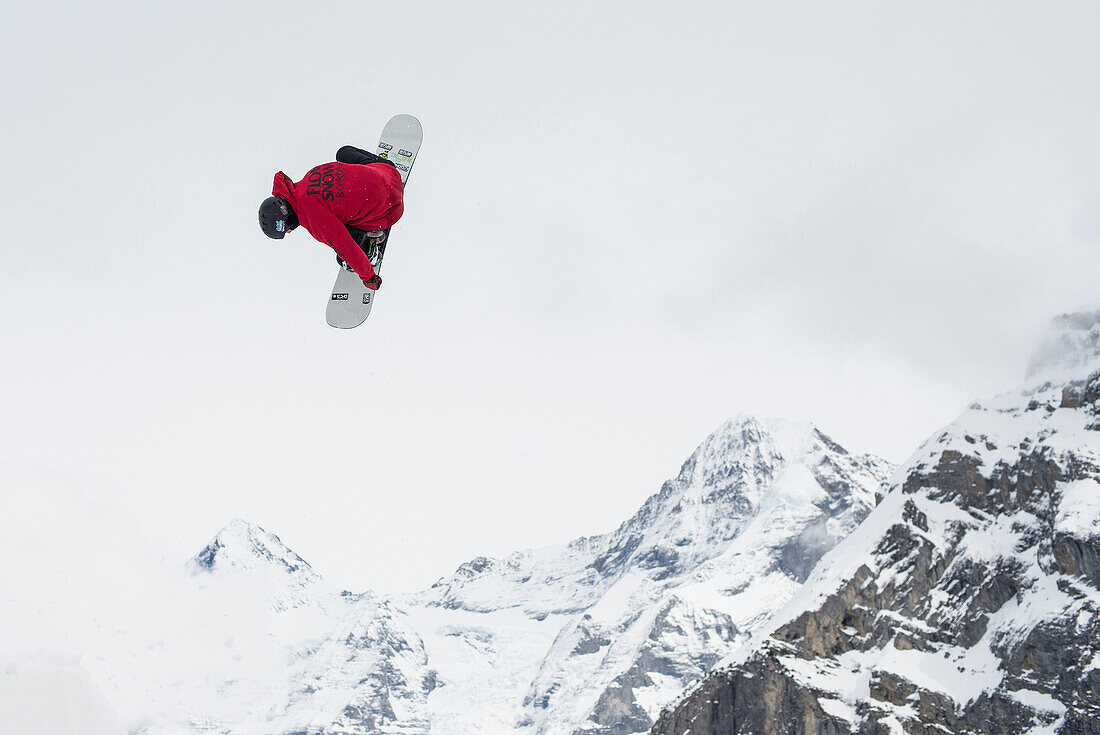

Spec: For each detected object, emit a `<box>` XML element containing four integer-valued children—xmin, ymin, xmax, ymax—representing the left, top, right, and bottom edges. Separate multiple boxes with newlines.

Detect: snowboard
<box><xmin>326</xmin><ymin>114</ymin><xmax>422</xmax><ymax>329</ymax></box>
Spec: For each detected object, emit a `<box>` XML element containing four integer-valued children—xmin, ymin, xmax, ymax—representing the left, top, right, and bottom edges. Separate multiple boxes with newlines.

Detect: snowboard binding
<box><xmin>338</xmin><ymin>227</ymin><xmax>389</xmax><ymax>271</ymax></box>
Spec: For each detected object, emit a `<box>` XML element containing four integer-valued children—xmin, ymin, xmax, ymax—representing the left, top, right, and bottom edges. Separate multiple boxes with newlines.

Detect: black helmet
<box><xmin>258</xmin><ymin>196</ymin><xmax>299</xmax><ymax>239</ymax></box>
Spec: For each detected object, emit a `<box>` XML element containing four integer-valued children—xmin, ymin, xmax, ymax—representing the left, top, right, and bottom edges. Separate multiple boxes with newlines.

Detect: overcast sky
<box><xmin>2</xmin><ymin>0</ymin><xmax>1099</xmax><ymax>593</ymax></box>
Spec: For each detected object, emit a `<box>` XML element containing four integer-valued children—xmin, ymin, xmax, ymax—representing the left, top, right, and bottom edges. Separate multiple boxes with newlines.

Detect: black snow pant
<box><xmin>336</xmin><ymin>145</ymin><xmax>398</xmax><ymax>169</ymax></box>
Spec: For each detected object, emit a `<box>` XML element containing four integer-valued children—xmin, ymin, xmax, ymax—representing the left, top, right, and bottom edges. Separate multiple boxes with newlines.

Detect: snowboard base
<box><xmin>327</xmin><ymin>266</ymin><xmax>378</xmax><ymax>329</ymax></box>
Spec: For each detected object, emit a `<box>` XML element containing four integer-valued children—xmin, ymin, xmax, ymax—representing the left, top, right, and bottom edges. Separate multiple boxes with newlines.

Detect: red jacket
<box><xmin>271</xmin><ymin>161</ymin><xmax>404</xmax><ymax>282</ymax></box>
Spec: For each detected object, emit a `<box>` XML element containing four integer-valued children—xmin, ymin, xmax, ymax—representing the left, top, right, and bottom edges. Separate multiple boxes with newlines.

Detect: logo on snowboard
<box><xmin>363</xmin><ymin>294</ymin><xmax>372</xmax><ymax>304</ymax></box>
<box><xmin>332</xmin><ymin>293</ymin><xmax>349</xmax><ymax>300</ymax></box>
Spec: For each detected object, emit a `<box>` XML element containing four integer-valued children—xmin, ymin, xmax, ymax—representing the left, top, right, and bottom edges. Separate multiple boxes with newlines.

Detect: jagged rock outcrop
<box><xmin>268</xmin><ymin>593</ymin><xmax>435</xmax><ymax>735</ymax></box>
<box><xmin>653</xmin><ymin>313</ymin><xmax>1100</xmax><ymax>735</ymax></box>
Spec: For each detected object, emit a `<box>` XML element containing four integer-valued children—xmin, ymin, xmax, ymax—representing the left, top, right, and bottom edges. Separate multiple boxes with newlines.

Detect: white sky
<box><xmin>2</xmin><ymin>0</ymin><xmax>1099</xmax><ymax>593</ymax></box>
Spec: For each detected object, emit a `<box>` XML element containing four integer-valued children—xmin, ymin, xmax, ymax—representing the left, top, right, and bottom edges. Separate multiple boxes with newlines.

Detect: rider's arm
<box><xmin>300</xmin><ymin>199</ymin><xmax>376</xmax><ymax>283</ymax></box>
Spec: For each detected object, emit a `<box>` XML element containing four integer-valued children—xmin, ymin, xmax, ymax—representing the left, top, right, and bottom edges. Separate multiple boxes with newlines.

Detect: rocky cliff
<box><xmin>652</xmin><ymin>312</ymin><xmax>1100</xmax><ymax>735</ymax></box>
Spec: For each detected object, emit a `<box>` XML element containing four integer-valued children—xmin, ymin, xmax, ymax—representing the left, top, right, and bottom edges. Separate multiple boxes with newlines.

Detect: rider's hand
<box><xmin>364</xmin><ymin>274</ymin><xmax>382</xmax><ymax>291</ymax></box>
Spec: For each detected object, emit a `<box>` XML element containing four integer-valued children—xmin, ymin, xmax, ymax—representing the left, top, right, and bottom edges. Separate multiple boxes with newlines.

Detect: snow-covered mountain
<box><xmin>653</xmin><ymin>311</ymin><xmax>1100</xmax><ymax>734</ymax></box>
<box><xmin>187</xmin><ymin>520</ymin><xmax>435</xmax><ymax>735</ymax></box>
<box><xmin>412</xmin><ymin>417</ymin><xmax>890</xmax><ymax>735</ymax></box>
<box><xmin>192</xmin><ymin>518</ymin><xmax>332</xmax><ymax>612</ymax></box>
<box><xmin>181</xmin><ymin>417</ymin><xmax>891</xmax><ymax>735</ymax></box>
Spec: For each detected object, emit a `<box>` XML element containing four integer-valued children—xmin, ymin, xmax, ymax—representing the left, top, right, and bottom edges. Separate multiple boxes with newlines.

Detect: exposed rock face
<box><xmin>653</xmin><ymin>313</ymin><xmax>1100</xmax><ymax>735</ymax></box>
<box><xmin>270</xmin><ymin>594</ymin><xmax>435</xmax><ymax>735</ymax></box>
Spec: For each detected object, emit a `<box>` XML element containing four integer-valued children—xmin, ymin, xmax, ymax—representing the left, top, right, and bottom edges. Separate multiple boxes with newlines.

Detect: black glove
<box><xmin>364</xmin><ymin>274</ymin><xmax>382</xmax><ymax>291</ymax></box>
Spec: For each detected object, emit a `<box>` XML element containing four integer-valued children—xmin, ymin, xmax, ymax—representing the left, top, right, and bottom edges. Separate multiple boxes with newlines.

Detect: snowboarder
<box><xmin>258</xmin><ymin>146</ymin><xmax>405</xmax><ymax>291</ymax></box>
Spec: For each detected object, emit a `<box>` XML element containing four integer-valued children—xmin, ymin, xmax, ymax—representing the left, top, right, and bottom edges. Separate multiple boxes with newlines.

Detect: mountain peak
<box><xmin>424</xmin><ymin>414</ymin><xmax>891</xmax><ymax>619</ymax></box>
<box><xmin>675</xmin><ymin>415</ymin><xmax>818</xmax><ymax>489</ymax></box>
<box><xmin>191</xmin><ymin>519</ymin><xmax>322</xmax><ymax>591</ymax></box>
<box><xmin>669</xmin><ymin>415</ymin><xmax>874</xmax><ymax>518</ymax></box>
